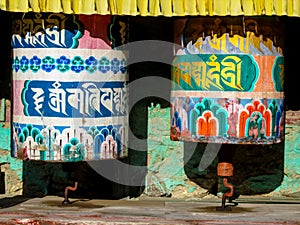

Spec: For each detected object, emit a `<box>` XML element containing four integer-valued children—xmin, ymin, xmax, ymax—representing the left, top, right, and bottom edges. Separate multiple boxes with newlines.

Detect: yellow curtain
<box><xmin>230</xmin><ymin>0</ymin><xmax>243</xmax><ymax>16</ymax></box>
<box><xmin>213</xmin><ymin>0</ymin><xmax>228</xmax><ymax>16</ymax></box>
<box><xmin>137</xmin><ymin>0</ymin><xmax>148</xmax><ymax>16</ymax></box>
<box><xmin>95</xmin><ymin>0</ymin><xmax>109</xmax><ymax>14</ymax></box>
<box><xmin>161</xmin><ymin>0</ymin><xmax>172</xmax><ymax>17</ymax></box>
<box><xmin>149</xmin><ymin>0</ymin><xmax>160</xmax><ymax>16</ymax></box>
<box><xmin>1</xmin><ymin>0</ymin><xmax>300</xmax><ymax>17</ymax></box>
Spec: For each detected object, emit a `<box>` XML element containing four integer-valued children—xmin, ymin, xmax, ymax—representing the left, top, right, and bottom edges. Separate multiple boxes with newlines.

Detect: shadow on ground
<box><xmin>184</xmin><ymin>142</ymin><xmax>284</xmax><ymax>199</ymax></box>
<box><xmin>0</xmin><ymin>195</ymin><xmax>31</xmax><ymax>208</ymax></box>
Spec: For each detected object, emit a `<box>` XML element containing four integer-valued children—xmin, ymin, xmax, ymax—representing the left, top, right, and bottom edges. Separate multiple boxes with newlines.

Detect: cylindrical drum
<box><xmin>11</xmin><ymin>13</ymin><xmax>128</xmax><ymax>161</ymax></box>
<box><xmin>171</xmin><ymin>17</ymin><xmax>285</xmax><ymax>144</ymax></box>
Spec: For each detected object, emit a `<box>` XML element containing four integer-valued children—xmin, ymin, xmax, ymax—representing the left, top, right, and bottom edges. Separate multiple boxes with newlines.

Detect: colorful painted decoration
<box><xmin>171</xmin><ymin>17</ymin><xmax>284</xmax><ymax>144</ymax></box>
<box><xmin>11</xmin><ymin>14</ymin><xmax>129</xmax><ymax>161</ymax></box>
<box><xmin>11</xmin><ymin>13</ymin><xmax>83</xmax><ymax>49</ymax></box>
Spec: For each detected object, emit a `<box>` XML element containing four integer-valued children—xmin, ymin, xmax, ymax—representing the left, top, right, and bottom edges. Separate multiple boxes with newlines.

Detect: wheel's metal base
<box><xmin>216</xmin><ymin>205</ymin><xmax>232</xmax><ymax>211</ymax></box>
<box><xmin>62</xmin><ymin>199</ymin><xmax>71</xmax><ymax>205</ymax></box>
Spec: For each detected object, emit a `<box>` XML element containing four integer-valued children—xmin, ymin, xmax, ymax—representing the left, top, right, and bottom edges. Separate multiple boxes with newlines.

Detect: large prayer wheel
<box><xmin>171</xmin><ymin>17</ymin><xmax>285</xmax><ymax>144</ymax></box>
<box><xmin>11</xmin><ymin>13</ymin><xmax>129</xmax><ymax>161</ymax></box>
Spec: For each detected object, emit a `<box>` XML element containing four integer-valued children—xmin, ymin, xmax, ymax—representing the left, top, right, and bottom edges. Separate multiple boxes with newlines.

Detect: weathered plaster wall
<box><xmin>0</xmin><ymin>149</ymin><xmax>23</xmax><ymax>195</ymax></box>
<box><xmin>267</xmin><ymin>111</ymin><xmax>300</xmax><ymax>197</ymax></box>
<box><xmin>146</xmin><ymin>104</ymin><xmax>209</xmax><ymax>198</ymax></box>
<box><xmin>146</xmin><ymin>105</ymin><xmax>300</xmax><ymax>198</ymax></box>
<box><xmin>0</xmin><ymin>100</ymin><xmax>23</xmax><ymax>195</ymax></box>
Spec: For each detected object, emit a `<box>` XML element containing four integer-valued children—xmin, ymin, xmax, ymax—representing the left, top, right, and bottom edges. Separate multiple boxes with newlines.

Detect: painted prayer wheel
<box><xmin>11</xmin><ymin>13</ymin><xmax>128</xmax><ymax>161</ymax></box>
<box><xmin>171</xmin><ymin>17</ymin><xmax>285</xmax><ymax>145</ymax></box>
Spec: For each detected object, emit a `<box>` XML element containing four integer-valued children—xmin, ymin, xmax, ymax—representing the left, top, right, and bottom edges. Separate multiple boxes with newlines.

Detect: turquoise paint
<box><xmin>148</xmin><ymin>104</ymin><xmax>186</xmax><ymax>193</ymax></box>
<box><xmin>188</xmin><ymin>187</ymin><xmax>197</xmax><ymax>193</ymax></box>
<box><xmin>172</xmin><ymin>54</ymin><xmax>259</xmax><ymax>92</ymax></box>
<box><xmin>276</xmin><ymin>125</ymin><xmax>300</xmax><ymax>193</ymax></box>
<box><xmin>0</xmin><ymin>150</ymin><xmax>23</xmax><ymax>181</ymax></box>
<box><xmin>0</xmin><ymin>126</ymin><xmax>23</xmax><ymax>181</ymax></box>
<box><xmin>0</xmin><ymin>128</ymin><xmax>10</xmax><ymax>150</ymax></box>
<box><xmin>272</xmin><ymin>56</ymin><xmax>284</xmax><ymax>92</ymax></box>
<box><xmin>147</xmin><ymin>139</ymin><xmax>186</xmax><ymax>191</ymax></box>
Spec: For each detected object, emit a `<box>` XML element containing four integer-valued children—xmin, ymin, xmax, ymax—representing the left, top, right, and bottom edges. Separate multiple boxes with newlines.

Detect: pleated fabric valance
<box><xmin>1</xmin><ymin>0</ymin><xmax>300</xmax><ymax>17</ymax></box>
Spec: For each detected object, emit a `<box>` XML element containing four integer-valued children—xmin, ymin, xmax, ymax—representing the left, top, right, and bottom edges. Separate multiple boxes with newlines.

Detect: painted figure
<box><xmin>22</xmin><ymin>145</ymin><xmax>29</xmax><ymax>160</ymax></box>
<box><xmin>182</xmin><ymin>96</ymin><xmax>194</xmax><ymax>130</ymax></box>
<box><xmin>171</xmin><ymin>111</ymin><xmax>182</xmax><ymax>141</ymax></box>
<box><xmin>226</xmin><ymin>98</ymin><xmax>243</xmax><ymax>137</ymax></box>
<box><xmin>247</xmin><ymin>112</ymin><xmax>266</xmax><ymax>139</ymax></box>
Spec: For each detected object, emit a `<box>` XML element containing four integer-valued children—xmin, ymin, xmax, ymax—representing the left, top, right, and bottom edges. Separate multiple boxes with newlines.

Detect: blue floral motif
<box><xmin>12</xmin><ymin>57</ymin><xmax>20</xmax><ymax>72</ymax></box>
<box><xmin>56</xmin><ymin>56</ymin><xmax>71</xmax><ymax>73</ymax></box>
<box><xmin>98</xmin><ymin>57</ymin><xmax>110</xmax><ymax>73</ymax></box>
<box><xmin>30</xmin><ymin>56</ymin><xmax>42</xmax><ymax>73</ymax></box>
<box><xmin>120</xmin><ymin>58</ymin><xmax>127</xmax><ymax>74</ymax></box>
<box><xmin>12</xmin><ymin>55</ymin><xmax>128</xmax><ymax>74</ymax></box>
<box><xmin>85</xmin><ymin>56</ymin><xmax>98</xmax><ymax>74</ymax></box>
<box><xmin>20</xmin><ymin>56</ymin><xmax>29</xmax><ymax>73</ymax></box>
<box><xmin>42</xmin><ymin>56</ymin><xmax>56</xmax><ymax>72</ymax></box>
<box><xmin>111</xmin><ymin>58</ymin><xmax>120</xmax><ymax>74</ymax></box>
<box><xmin>71</xmin><ymin>56</ymin><xmax>84</xmax><ymax>73</ymax></box>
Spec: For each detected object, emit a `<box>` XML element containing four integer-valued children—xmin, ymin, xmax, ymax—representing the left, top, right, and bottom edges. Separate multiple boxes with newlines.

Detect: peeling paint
<box><xmin>0</xmin><ymin>128</ymin><xmax>10</xmax><ymax>150</ymax></box>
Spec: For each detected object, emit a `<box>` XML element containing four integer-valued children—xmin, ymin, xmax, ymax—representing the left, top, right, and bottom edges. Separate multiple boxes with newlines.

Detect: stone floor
<box><xmin>0</xmin><ymin>194</ymin><xmax>299</xmax><ymax>224</ymax></box>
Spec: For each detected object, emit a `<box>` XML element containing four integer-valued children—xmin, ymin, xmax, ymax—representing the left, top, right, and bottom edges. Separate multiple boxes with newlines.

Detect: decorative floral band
<box><xmin>12</xmin><ymin>55</ymin><xmax>127</xmax><ymax>75</ymax></box>
<box><xmin>12</xmin><ymin>122</ymin><xmax>128</xmax><ymax>161</ymax></box>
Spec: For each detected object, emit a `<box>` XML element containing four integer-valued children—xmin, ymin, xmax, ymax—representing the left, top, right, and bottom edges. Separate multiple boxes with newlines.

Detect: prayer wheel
<box><xmin>11</xmin><ymin>13</ymin><xmax>129</xmax><ymax>161</ymax></box>
<box><xmin>171</xmin><ymin>17</ymin><xmax>285</xmax><ymax>145</ymax></box>
<box><xmin>171</xmin><ymin>17</ymin><xmax>285</xmax><ymax>210</ymax></box>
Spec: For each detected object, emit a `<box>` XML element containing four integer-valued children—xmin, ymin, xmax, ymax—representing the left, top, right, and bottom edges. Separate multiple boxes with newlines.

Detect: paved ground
<box><xmin>0</xmin><ymin>195</ymin><xmax>299</xmax><ymax>224</ymax></box>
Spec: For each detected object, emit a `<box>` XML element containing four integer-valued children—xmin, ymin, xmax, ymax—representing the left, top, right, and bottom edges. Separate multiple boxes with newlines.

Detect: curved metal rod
<box><xmin>62</xmin><ymin>181</ymin><xmax>78</xmax><ymax>205</ymax></box>
<box><xmin>216</xmin><ymin>177</ymin><xmax>235</xmax><ymax>211</ymax></box>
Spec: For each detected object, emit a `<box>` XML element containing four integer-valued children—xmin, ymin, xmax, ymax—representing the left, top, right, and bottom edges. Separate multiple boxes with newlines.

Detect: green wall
<box><xmin>146</xmin><ymin>105</ymin><xmax>300</xmax><ymax>198</ymax></box>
